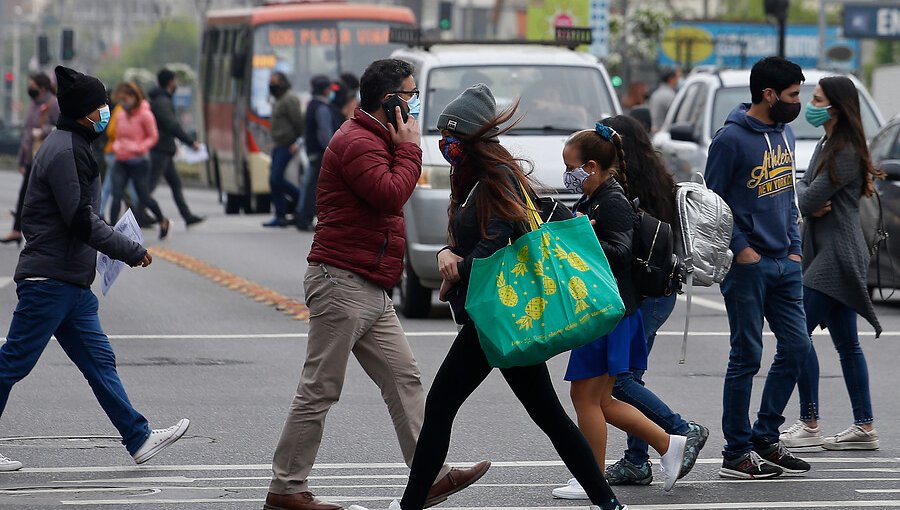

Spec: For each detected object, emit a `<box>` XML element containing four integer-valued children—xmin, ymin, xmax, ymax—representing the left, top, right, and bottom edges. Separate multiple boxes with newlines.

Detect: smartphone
<box><xmin>382</xmin><ymin>95</ymin><xmax>408</xmax><ymax>129</ymax></box>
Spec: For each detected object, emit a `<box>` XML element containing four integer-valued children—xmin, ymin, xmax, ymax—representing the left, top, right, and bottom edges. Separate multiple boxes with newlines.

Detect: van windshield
<box><xmin>712</xmin><ymin>85</ymin><xmax>882</xmax><ymax>140</ymax></box>
<box><xmin>424</xmin><ymin>65</ymin><xmax>617</xmax><ymax>135</ymax></box>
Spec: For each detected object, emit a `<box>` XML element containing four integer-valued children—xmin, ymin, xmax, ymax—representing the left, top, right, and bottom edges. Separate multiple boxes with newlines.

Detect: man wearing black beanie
<box><xmin>0</xmin><ymin>66</ymin><xmax>190</xmax><ymax>471</ymax></box>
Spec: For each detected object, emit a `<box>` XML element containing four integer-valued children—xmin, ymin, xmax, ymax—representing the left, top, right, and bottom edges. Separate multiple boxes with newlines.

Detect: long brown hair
<box><xmin>448</xmin><ymin>99</ymin><xmax>537</xmax><ymax>239</ymax></box>
<box><xmin>815</xmin><ymin>76</ymin><xmax>883</xmax><ymax>197</ymax></box>
<box><xmin>564</xmin><ymin>123</ymin><xmax>628</xmax><ymax>194</ymax></box>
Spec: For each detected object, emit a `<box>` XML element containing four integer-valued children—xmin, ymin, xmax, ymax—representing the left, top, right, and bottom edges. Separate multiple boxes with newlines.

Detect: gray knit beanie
<box><xmin>437</xmin><ymin>83</ymin><xmax>499</xmax><ymax>141</ymax></box>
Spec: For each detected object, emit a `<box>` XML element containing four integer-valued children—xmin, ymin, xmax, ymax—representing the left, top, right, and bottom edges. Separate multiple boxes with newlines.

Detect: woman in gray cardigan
<box><xmin>781</xmin><ymin>76</ymin><xmax>884</xmax><ymax>451</ymax></box>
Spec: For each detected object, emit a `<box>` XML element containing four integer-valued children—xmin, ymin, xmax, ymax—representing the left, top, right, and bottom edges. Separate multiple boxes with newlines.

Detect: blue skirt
<box><xmin>564</xmin><ymin>310</ymin><xmax>648</xmax><ymax>381</ymax></box>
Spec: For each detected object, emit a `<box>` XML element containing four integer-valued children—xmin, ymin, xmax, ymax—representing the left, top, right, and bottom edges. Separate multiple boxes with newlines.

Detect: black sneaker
<box><xmin>719</xmin><ymin>451</ymin><xmax>783</xmax><ymax>479</ymax></box>
<box><xmin>679</xmin><ymin>421</ymin><xmax>710</xmax><ymax>478</ymax></box>
<box><xmin>605</xmin><ymin>458</ymin><xmax>652</xmax><ymax>486</ymax></box>
<box><xmin>754</xmin><ymin>441</ymin><xmax>811</xmax><ymax>474</ymax></box>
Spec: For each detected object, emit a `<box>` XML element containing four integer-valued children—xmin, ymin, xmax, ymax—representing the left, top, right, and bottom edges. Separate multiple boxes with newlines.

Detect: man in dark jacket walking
<box><xmin>294</xmin><ymin>75</ymin><xmax>337</xmax><ymax>231</ymax></box>
<box><xmin>148</xmin><ymin>68</ymin><xmax>204</xmax><ymax>226</ymax></box>
<box><xmin>264</xmin><ymin>59</ymin><xmax>488</xmax><ymax>510</ymax></box>
<box><xmin>264</xmin><ymin>71</ymin><xmax>303</xmax><ymax>228</ymax></box>
<box><xmin>0</xmin><ymin>66</ymin><xmax>189</xmax><ymax>472</ymax></box>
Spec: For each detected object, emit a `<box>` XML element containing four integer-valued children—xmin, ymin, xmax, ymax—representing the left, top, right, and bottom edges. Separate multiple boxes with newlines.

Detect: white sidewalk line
<box><xmin>677</xmin><ymin>293</ymin><xmax>727</xmax><ymax>312</ymax></box>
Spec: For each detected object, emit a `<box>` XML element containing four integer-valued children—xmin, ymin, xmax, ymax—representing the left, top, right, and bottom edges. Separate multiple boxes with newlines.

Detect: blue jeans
<box><xmin>100</xmin><ymin>155</ymin><xmax>138</xmax><ymax>221</ymax></box>
<box><xmin>295</xmin><ymin>155</ymin><xmax>322</xmax><ymax>228</ymax></box>
<box><xmin>720</xmin><ymin>255</ymin><xmax>811</xmax><ymax>459</ymax></box>
<box><xmin>269</xmin><ymin>145</ymin><xmax>299</xmax><ymax>219</ymax></box>
<box><xmin>796</xmin><ymin>287</ymin><xmax>873</xmax><ymax>425</ymax></box>
<box><xmin>612</xmin><ymin>293</ymin><xmax>689</xmax><ymax>466</ymax></box>
<box><xmin>0</xmin><ymin>280</ymin><xmax>151</xmax><ymax>454</ymax></box>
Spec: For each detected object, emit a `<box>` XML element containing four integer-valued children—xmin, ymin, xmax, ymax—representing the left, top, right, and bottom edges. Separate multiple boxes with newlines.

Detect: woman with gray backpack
<box><xmin>781</xmin><ymin>76</ymin><xmax>883</xmax><ymax>451</ymax></box>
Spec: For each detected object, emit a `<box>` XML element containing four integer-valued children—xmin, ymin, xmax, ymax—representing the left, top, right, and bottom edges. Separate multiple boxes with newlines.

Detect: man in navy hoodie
<box><xmin>705</xmin><ymin>57</ymin><xmax>812</xmax><ymax>480</ymax></box>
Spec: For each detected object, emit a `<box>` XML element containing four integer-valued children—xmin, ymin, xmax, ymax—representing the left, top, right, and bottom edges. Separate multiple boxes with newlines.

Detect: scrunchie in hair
<box><xmin>594</xmin><ymin>122</ymin><xmax>616</xmax><ymax>141</ymax></box>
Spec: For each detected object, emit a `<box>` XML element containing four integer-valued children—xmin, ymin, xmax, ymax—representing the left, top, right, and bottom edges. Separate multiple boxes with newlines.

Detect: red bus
<box><xmin>201</xmin><ymin>1</ymin><xmax>416</xmax><ymax>214</ymax></box>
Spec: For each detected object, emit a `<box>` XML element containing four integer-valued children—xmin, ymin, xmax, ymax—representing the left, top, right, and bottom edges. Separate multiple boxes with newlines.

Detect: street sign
<box><xmin>843</xmin><ymin>4</ymin><xmax>900</xmax><ymax>39</ymax></box>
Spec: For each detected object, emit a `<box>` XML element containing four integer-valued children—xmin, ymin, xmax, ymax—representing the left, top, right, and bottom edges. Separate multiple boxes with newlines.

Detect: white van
<box><xmin>393</xmin><ymin>42</ymin><xmax>621</xmax><ymax>317</ymax></box>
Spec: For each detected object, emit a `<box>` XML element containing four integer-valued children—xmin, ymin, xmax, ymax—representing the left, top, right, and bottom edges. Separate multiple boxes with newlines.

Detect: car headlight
<box><xmin>417</xmin><ymin>164</ymin><xmax>452</xmax><ymax>189</ymax></box>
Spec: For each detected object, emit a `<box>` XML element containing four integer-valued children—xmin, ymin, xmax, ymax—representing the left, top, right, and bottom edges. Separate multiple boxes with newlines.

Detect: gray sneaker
<box><xmin>679</xmin><ymin>421</ymin><xmax>710</xmax><ymax>478</ymax></box>
<box><xmin>605</xmin><ymin>458</ymin><xmax>653</xmax><ymax>486</ymax></box>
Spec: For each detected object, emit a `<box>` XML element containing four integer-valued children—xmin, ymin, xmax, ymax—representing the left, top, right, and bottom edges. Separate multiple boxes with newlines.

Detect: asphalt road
<box><xmin>0</xmin><ymin>168</ymin><xmax>899</xmax><ymax>510</ymax></box>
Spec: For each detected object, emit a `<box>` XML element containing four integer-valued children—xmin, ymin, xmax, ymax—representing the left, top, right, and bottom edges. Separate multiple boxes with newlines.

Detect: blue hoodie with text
<box><xmin>704</xmin><ymin>103</ymin><xmax>801</xmax><ymax>259</ymax></box>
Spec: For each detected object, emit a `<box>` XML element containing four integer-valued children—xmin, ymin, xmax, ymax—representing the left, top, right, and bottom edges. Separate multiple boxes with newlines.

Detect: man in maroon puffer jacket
<box><xmin>264</xmin><ymin>59</ymin><xmax>490</xmax><ymax>510</ymax></box>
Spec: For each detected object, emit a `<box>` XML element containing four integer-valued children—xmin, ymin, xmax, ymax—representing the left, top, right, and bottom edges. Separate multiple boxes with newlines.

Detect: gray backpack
<box><xmin>674</xmin><ymin>173</ymin><xmax>734</xmax><ymax>363</ymax></box>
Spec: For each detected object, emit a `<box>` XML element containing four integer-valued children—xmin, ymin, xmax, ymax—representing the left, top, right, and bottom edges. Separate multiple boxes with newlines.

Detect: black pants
<box><xmin>400</xmin><ymin>323</ymin><xmax>620</xmax><ymax>510</ymax></box>
<box><xmin>110</xmin><ymin>158</ymin><xmax>165</xmax><ymax>224</ymax></box>
<box><xmin>12</xmin><ymin>165</ymin><xmax>31</xmax><ymax>232</ymax></box>
<box><xmin>149</xmin><ymin>151</ymin><xmax>193</xmax><ymax>220</ymax></box>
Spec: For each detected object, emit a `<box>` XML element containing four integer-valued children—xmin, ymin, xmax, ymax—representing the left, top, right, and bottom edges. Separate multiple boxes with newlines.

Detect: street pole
<box><xmin>12</xmin><ymin>5</ymin><xmax>22</xmax><ymax>125</ymax></box>
<box><xmin>778</xmin><ymin>14</ymin><xmax>786</xmax><ymax>58</ymax></box>
<box><xmin>818</xmin><ymin>0</ymin><xmax>828</xmax><ymax>67</ymax></box>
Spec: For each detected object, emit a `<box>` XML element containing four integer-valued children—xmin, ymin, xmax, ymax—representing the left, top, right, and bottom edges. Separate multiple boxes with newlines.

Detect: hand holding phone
<box><xmin>382</xmin><ymin>95</ymin><xmax>408</xmax><ymax>129</ymax></box>
<box><xmin>384</xmin><ymin>97</ymin><xmax>420</xmax><ymax>147</ymax></box>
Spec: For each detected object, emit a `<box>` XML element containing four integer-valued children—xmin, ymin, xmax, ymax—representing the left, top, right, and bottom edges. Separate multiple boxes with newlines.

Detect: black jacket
<box><xmin>16</xmin><ymin>117</ymin><xmax>146</xmax><ymax>287</ymax></box>
<box><xmin>573</xmin><ymin>178</ymin><xmax>640</xmax><ymax>315</ymax></box>
<box><xmin>149</xmin><ymin>86</ymin><xmax>194</xmax><ymax>156</ymax></box>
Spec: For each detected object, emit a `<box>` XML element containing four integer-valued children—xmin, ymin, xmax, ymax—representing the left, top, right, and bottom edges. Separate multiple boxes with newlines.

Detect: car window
<box><xmin>673</xmin><ymin>83</ymin><xmax>703</xmax><ymax>125</ymax></box>
<box><xmin>423</xmin><ymin>65</ymin><xmax>617</xmax><ymax>134</ymax></box>
<box><xmin>712</xmin><ymin>84</ymin><xmax>881</xmax><ymax>140</ymax></box>
<box><xmin>870</xmin><ymin>123</ymin><xmax>900</xmax><ymax>162</ymax></box>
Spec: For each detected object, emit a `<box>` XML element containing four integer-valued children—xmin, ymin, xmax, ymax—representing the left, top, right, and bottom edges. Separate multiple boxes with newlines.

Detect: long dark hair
<box><xmin>816</xmin><ymin>76</ymin><xmax>883</xmax><ymax>197</ymax></box>
<box><xmin>448</xmin><ymin>100</ymin><xmax>535</xmax><ymax>239</ymax></box>
<box><xmin>600</xmin><ymin>115</ymin><xmax>676</xmax><ymax>224</ymax></box>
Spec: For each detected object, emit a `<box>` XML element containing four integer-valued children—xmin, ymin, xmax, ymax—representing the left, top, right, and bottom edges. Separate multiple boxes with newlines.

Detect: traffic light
<box><xmin>61</xmin><ymin>29</ymin><xmax>75</xmax><ymax>61</ymax></box>
<box><xmin>611</xmin><ymin>75</ymin><xmax>623</xmax><ymax>88</ymax></box>
<box><xmin>37</xmin><ymin>35</ymin><xmax>51</xmax><ymax>67</ymax></box>
<box><xmin>438</xmin><ymin>1</ymin><xmax>452</xmax><ymax>31</ymax></box>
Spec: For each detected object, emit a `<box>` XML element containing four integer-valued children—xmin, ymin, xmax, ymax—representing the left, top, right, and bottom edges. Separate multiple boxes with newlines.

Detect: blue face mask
<box><xmin>406</xmin><ymin>95</ymin><xmax>421</xmax><ymax>120</ymax></box>
<box><xmin>805</xmin><ymin>102</ymin><xmax>832</xmax><ymax>128</ymax></box>
<box><xmin>564</xmin><ymin>165</ymin><xmax>591</xmax><ymax>194</ymax></box>
<box><xmin>89</xmin><ymin>105</ymin><xmax>111</xmax><ymax>133</ymax></box>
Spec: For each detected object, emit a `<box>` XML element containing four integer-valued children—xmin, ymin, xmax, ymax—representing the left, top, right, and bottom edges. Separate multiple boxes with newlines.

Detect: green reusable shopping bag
<box><xmin>465</xmin><ymin>196</ymin><xmax>625</xmax><ymax>368</ymax></box>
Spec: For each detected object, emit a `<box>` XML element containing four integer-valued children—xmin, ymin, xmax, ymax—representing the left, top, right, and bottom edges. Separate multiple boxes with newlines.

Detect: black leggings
<box><xmin>400</xmin><ymin>323</ymin><xmax>621</xmax><ymax>510</ymax></box>
<box><xmin>110</xmin><ymin>158</ymin><xmax>165</xmax><ymax>224</ymax></box>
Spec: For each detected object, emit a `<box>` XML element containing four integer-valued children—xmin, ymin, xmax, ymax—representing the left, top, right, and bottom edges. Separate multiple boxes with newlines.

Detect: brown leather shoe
<box><xmin>263</xmin><ymin>491</ymin><xmax>343</xmax><ymax>510</ymax></box>
<box><xmin>423</xmin><ymin>460</ymin><xmax>491</xmax><ymax>508</ymax></box>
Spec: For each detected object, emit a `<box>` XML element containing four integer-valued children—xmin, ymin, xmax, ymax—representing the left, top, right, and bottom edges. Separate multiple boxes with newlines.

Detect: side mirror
<box><xmin>670</xmin><ymin>122</ymin><xmax>697</xmax><ymax>143</ymax></box>
<box><xmin>882</xmin><ymin>160</ymin><xmax>900</xmax><ymax>181</ymax></box>
<box><xmin>231</xmin><ymin>52</ymin><xmax>247</xmax><ymax>79</ymax></box>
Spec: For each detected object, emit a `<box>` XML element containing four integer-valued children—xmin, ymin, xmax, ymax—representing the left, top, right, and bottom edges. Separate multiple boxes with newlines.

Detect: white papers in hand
<box><xmin>96</xmin><ymin>209</ymin><xmax>145</xmax><ymax>296</ymax></box>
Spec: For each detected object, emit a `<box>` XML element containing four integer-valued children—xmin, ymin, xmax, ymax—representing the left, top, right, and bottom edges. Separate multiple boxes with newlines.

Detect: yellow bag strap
<box><xmin>518</xmin><ymin>180</ymin><xmax>543</xmax><ymax>232</ymax></box>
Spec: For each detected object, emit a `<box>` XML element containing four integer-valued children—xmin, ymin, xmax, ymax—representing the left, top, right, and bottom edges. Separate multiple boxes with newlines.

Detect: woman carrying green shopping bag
<box><xmin>348</xmin><ymin>84</ymin><xmax>627</xmax><ymax>510</ymax></box>
<box><xmin>551</xmin><ymin>124</ymin><xmax>693</xmax><ymax>500</ymax></box>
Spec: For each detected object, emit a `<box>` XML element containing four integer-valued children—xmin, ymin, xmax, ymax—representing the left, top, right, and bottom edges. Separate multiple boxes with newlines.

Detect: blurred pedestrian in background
<box><xmin>264</xmin><ymin>71</ymin><xmax>303</xmax><ymax>228</ymax></box>
<box><xmin>648</xmin><ymin>69</ymin><xmax>681</xmax><ymax>133</ymax></box>
<box><xmin>294</xmin><ymin>75</ymin><xmax>338</xmax><ymax>231</ymax></box>
<box><xmin>2</xmin><ymin>73</ymin><xmax>59</xmax><ymax>246</ymax></box>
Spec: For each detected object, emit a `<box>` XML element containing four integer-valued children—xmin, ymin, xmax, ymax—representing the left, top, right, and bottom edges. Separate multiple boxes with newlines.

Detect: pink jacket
<box><xmin>112</xmin><ymin>100</ymin><xmax>158</xmax><ymax>162</ymax></box>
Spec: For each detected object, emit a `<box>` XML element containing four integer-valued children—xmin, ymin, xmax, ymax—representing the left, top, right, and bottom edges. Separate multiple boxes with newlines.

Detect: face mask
<box><xmin>676</xmin><ymin>78</ymin><xmax>685</xmax><ymax>90</ymax></box>
<box><xmin>122</xmin><ymin>100</ymin><xmax>135</xmax><ymax>111</ymax></box>
<box><xmin>439</xmin><ymin>136</ymin><xmax>464</xmax><ymax>167</ymax></box>
<box><xmin>89</xmin><ymin>105</ymin><xmax>111</xmax><ymax>133</ymax></box>
<box><xmin>406</xmin><ymin>95</ymin><xmax>421</xmax><ymax>120</ymax></box>
<box><xmin>269</xmin><ymin>84</ymin><xmax>283</xmax><ymax>97</ymax></box>
<box><xmin>770</xmin><ymin>97</ymin><xmax>801</xmax><ymax>124</ymax></box>
<box><xmin>564</xmin><ymin>165</ymin><xmax>591</xmax><ymax>194</ymax></box>
<box><xmin>27</xmin><ymin>88</ymin><xmax>39</xmax><ymax>99</ymax></box>
<box><xmin>328</xmin><ymin>90</ymin><xmax>336</xmax><ymax>103</ymax></box>
<box><xmin>805</xmin><ymin>102</ymin><xmax>832</xmax><ymax>128</ymax></box>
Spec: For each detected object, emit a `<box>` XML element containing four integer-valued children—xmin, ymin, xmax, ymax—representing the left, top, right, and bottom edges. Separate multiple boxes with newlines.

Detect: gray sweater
<box><xmin>796</xmin><ymin>138</ymin><xmax>881</xmax><ymax>336</ymax></box>
<box><xmin>16</xmin><ymin>117</ymin><xmax>146</xmax><ymax>287</ymax></box>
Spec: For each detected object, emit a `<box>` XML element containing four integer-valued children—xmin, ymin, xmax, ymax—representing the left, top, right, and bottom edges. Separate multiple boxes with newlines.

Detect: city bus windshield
<box><xmin>251</xmin><ymin>20</ymin><xmax>408</xmax><ymax>117</ymax></box>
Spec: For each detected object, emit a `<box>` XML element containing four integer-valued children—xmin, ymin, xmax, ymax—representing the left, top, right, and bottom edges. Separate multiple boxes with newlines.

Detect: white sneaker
<box><xmin>823</xmin><ymin>425</ymin><xmax>879</xmax><ymax>450</ymax></box>
<box><xmin>779</xmin><ymin>420</ymin><xmax>824</xmax><ymax>448</ymax></box>
<box><xmin>347</xmin><ymin>501</ymin><xmax>401</xmax><ymax>510</ymax></box>
<box><xmin>589</xmin><ymin>506</ymin><xmax>628</xmax><ymax>510</ymax></box>
<box><xmin>551</xmin><ymin>477</ymin><xmax>588</xmax><ymax>499</ymax></box>
<box><xmin>0</xmin><ymin>453</ymin><xmax>22</xmax><ymax>471</ymax></box>
<box><xmin>132</xmin><ymin>418</ymin><xmax>190</xmax><ymax>464</ymax></box>
<box><xmin>659</xmin><ymin>434</ymin><xmax>687</xmax><ymax>491</ymax></box>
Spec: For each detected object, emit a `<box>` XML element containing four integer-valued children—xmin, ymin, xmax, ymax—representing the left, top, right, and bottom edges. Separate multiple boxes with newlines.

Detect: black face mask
<box><xmin>27</xmin><ymin>88</ymin><xmax>39</xmax><ymax>99</ymax></box>
<box><xmin>269</xmin><ymin>84</ymin><xmax>284</xmax><ymax>97</ymax></box>
<box><xmin>770</xmin><ymin>98</ymin><xmax>801</xmax><ymax>124</ymax></box>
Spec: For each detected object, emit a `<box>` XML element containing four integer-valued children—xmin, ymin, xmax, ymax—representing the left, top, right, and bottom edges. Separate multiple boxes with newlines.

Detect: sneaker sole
<box><xmin>133</xmin><ymin>419</ymin><xmax>190</xmax><ymax>464</ymax></box>
<box><xmin>423</xmin><ymin>461</ymin><xmax>491</xmax><ymax>509</ymax></box>
<box><xmin>718</xmin><ymin>467</ymin><xmax>782</xmax><ymax>480</ymax></box>
<box><xmin>822</xmin><ymin>440</ymin><xmax>879</xmax><ymax>451</ymax></box>
<box><xmin>551</xmin><ymin>487</ymin><xmax>589</xmax><ymax>500</ymax></box>
<box><xmin>0</xmin><ymin>462</ymin><xmax>22</xmax><ymax>472</ymax></box>
<box><xmin>780</xmin><ymin>436</ymin><xmax>824</xmax><ymax>448</ymax></box>
<box><xmin>757</xmin><ymin>458</ymin><xmax>810</xmax><ymax>475</ymax></box>
<box><xmin>608</xmin><ymin>475</ymin><xmax>653</xmax><ymax>486</ymax></box>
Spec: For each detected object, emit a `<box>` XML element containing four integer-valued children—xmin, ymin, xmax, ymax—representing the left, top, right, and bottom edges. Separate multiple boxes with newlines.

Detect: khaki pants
<box><xmin>269</xmin><ymin>264</ymin><xmax>450</xmax><ymax>494</ymax></box>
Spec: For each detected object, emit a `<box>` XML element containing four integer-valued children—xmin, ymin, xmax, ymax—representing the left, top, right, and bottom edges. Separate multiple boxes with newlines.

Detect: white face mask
<box><xmin>563</xmin><ymin>165</ymin><xmax>591</xmax><ymax>194</ymax></box>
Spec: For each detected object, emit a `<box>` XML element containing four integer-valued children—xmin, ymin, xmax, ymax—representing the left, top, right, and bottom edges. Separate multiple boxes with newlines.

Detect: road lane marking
<box><xmin>676</xmin><ymin>293</ymin><xmax>727</xmax><ymax>312</ymax></box>
<box><xmin>54</xmin><ymin>501</ymin><xmax>900</xmax><ymax>508</ymax></box>
<box><xmin>148</xmin><ymin>246</ymin><xmax>309</xmax><ymax>320</ymax></box>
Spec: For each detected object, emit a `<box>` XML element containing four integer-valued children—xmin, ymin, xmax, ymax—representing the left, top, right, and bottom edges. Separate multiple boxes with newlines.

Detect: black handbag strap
<box><xmin>872</xmin><ymin>190</ymin><xmax>895</xmax><ymax>301</ymax></box>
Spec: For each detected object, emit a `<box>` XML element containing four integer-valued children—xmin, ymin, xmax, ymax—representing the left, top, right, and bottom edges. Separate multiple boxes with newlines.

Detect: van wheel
<box><xmin>399</xmin><ymin>258</ymin><xmax>432</xmax><ymax>318</ymax></box>
<box><xmin>225</xmin><ymin>193</ymin><xmax>243</xmax><ymax>215</ymax></box>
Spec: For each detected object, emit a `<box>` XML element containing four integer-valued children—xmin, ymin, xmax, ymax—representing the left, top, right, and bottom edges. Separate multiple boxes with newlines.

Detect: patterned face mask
<box><xmin>439</xmin><ymin>136</ymin><xmax>464</xmax><ymax>167</ymax></box>
<box><xmin>563</xmin><ymin>165</ymin><xmax>591</xmax><ymax>194</ymax></box>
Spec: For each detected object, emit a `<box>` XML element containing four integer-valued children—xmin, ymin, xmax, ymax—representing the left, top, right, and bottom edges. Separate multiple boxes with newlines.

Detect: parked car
<box><xmin>392</xmin><ymin>42</ymin><xmax>621</xmax><ymax>317</ymax></box>
<box><xmin>0</xmin><ymin>124</ymin><xmax>22</xmax><ymax>158</ymax></box>
<box><xmin>861</xmin><ymin>115</ymin><xmax>900</xmax><ymax>296</ymax></box>
<box><xmin>652</xmin><ymin>68</ymin><xmax>884</xmax><ymax>182</ymax></box>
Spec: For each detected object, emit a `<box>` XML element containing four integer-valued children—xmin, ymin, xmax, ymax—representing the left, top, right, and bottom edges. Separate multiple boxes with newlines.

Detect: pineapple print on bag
<box><xmin>512</xmin><ymin>245</ymin><xmax>529</xmax><ymax>276</ymax></box>
<box><xmin>568</xmin><ymin>276</ymin><xmax>589</xmax><ymax>313</ymax></box>
<box><xmin>533</xmin><ymin>263</ymin><xmax>557</xmax><ymax>295</ymax></box>
<box><xmin>516</xmin><ymin>297</ymin><xmax>548</xmax><ymax>330</ymax></box>
<box><xmin>553</xmin><ymin>244</ymin><xmax>589</xmax><ymax>272</ymax></box>
<box><xmin>497</xmin><ymin>273</ymin><xmax>519</xmax><ymax>307</ymax></box>
<box><xmin>540</xmin><ymin>232</ymin><xmax>552</xmax><ymax>260</ymax></box>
